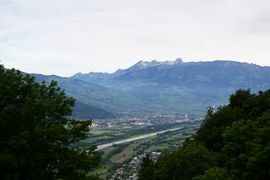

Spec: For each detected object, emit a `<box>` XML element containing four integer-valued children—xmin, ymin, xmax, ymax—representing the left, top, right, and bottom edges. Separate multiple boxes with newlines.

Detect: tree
<box><xmin>222</xmin><ymin>113</ymin><xmax>270</xmax><ymax>180</ymax></box>
<box><xmin>138</xmin><ymin>154</ymin><xmax>155</xmax><ymax>180</ymax></box>
<box><xmin>140</xmin><ymin>89</ymin><xmax>270</xmax><ymax>180</ymax></box>
<box><xmin>0</xmin><ymin>65</ymin><xmax>101</xmax><ymax>179</ymax></box>
<box><xmin>154</xmin><ymin>142</ymin><xmax>217</xmax><ymax>180</ymax></box>
<box><xmin>192</xmin><ymin>167</ymin><xmax>228</xmax><ymax>180</ymax></box>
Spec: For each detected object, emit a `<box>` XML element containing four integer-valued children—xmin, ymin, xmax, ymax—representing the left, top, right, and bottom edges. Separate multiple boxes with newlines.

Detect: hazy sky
<box><xmin>1</xmin><ymin>0</ymin><xmax>270</xmax><ymax>76</ymax></box>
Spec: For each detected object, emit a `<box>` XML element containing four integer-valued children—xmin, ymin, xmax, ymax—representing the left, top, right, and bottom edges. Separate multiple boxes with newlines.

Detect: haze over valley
<box><xmin>33</xmin><ymin>59</ymin><xmax>270</xmax><ymax>119</ymax></box>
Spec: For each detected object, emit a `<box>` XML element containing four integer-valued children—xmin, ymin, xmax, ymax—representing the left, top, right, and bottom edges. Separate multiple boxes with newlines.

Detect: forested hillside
<box><xmin>139</xmin><ymin>89</ymin><xmax>270</xmax><ymax>180</ymax></box>
<box><xmin>32</xmin><ymin>74</ymin><xmax>138</xmax><ymax>119</ymax></box>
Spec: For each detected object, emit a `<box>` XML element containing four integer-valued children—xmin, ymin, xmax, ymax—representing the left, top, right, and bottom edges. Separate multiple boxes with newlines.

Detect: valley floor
<box><xmin>81</xmin><ymin>119</ymin><xmax>201</xmax><ymax>179</ymax></box>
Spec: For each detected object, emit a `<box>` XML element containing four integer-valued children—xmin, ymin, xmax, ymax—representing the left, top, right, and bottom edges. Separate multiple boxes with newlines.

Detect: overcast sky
<box><xmin>1</xmin><ymin>0</ymin><xmax>270</xmax><ymax>76</ymax></box>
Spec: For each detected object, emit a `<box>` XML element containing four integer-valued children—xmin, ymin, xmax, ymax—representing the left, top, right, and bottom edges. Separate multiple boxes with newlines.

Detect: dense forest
<box><xmin>139</xmin><ymin>89</ymin><xmax>270</xmax><ymax>180</ymax></box>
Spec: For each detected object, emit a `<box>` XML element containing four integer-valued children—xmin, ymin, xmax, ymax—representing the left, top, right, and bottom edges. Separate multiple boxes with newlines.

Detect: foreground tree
<box><xmin>138</xmin><ymin>154</ymin><xmax>155</xmax><ymax>180</ymax></box>
<box><xmin>0</xmin><ymin>65</ymin><xmax>100</xmax><ymax>179</ymax></box>
<box><xmin>153</xmin><ymin>142</ymin><xmax>217</xmax><ymax>180</ymax></box>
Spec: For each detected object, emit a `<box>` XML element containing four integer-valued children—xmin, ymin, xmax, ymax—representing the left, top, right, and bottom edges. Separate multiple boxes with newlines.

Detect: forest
<box><xmin>139</xmin><ymin>89</ymin><xmax>270</xmax><ymax>180</ymax></box>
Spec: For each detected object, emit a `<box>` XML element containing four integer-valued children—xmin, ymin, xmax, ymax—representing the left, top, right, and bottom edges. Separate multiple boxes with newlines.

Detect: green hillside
<box><xmin>138</xmin><ymin>89</ymin><xmax>270</xmax><ymax>180</ymax></box>
<box><xmin>33</xmin><ymin>74</ymin><xmax>145</xmax><ymax>116</ymax></box>
<box><xmin>72</xmin><ymin>100</ymin><xmax>115</xmax><ymax>119</ymax></box>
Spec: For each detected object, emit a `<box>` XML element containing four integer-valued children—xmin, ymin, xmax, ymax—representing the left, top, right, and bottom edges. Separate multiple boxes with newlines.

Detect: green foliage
<box><xmin>222</xmin><ymin>113</ymin><xmax>270</xmax><ymax>180</ymax></box>
<box><xmin>153</xmin><ymin>142</ymin><xmax>217</xmax><ymax>180</ymax></box>
<box><xmin>0</xmin><ymin>65</ymin><xmax>101</xmax><ymax>179</ymax></box>
<box><xmin>139</xmin><ymin>89</ymin><xmax>270</xmax><ymax>180</ymax></box>
<box><xmin>195</xmin><ymin>106</ymin><xmax>244</xmax><ymax>152</ymax></box>
<box><xmin>192</xmin><ymin>167</ymin><xmax>228</xmax><ymax>180</ymax></box>
<box><xmin>138</xmin><ymin>154</ymin><xmax>155</xmax><ymax>180</ymax></box>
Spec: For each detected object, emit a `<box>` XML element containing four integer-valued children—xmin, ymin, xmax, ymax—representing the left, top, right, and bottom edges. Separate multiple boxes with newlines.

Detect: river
<box><xmin>96</xmin><ymin>127</ymin><xmax>183</xmax><ymax>151</ymax></box>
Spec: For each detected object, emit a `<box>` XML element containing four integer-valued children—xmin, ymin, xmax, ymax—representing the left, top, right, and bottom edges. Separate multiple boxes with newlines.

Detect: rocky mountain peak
<box><xmin>133</xmin><ymin>58</ymin><xmax>184</xmax><ymax>69</ymax></box>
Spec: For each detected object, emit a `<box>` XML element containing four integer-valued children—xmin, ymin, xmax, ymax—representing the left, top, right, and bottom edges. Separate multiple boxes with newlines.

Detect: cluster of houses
<box><xmin>110</xmin><ymin>152</ymin><xmax>162</xmax><ymax>180</ymax></box>
<box><xmin>128</xmin><ymin>152</ymin><xmax>162</xmax><ymax>180</ymax></box>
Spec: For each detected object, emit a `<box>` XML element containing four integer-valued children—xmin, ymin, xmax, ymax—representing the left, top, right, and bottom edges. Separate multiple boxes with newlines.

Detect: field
<box><xmin>85</xmin><ymin>120</ymin><xmax>200</xmax><ymax>179</ymax></box>
<box><xmin>79</xmin><ymin>123</ymin><xmax>189</xmax><ymax>148</ymax></box>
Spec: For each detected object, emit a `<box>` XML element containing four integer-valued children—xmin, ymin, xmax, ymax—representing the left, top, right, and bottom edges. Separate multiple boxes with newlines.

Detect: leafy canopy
<box><xmin>0</xmin><ymin>65</ymin><xmax>100</xmax><ymax>180</ymax></box>
<box><xmin>139</xmin><ymin>89</ymin><xmax>270</xmax><ymax>180</ymax></box>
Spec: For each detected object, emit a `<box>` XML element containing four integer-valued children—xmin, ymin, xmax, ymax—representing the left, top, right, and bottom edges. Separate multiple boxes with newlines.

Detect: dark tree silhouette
<box><xmin>0</xmin><ymin>65</ymin><xmax>100</xmax><ymax>180</ymax></box>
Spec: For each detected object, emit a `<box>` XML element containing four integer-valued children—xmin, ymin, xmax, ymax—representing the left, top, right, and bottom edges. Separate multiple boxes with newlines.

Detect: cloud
<box><xmin>0</xmin><ymin>0</ymin><xmax>270</xmax><ymax>76</ymax></box>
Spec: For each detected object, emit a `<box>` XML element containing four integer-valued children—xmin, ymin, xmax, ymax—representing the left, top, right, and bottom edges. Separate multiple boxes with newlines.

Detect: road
<box><xmin>96</xmin><ymin>127</ymin><xmax>183</xmax><ymax>151</ymax></box>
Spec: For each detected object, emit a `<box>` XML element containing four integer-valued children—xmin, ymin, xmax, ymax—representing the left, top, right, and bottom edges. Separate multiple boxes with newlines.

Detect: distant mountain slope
<box><xmin>71</xmin><ymin>59</ymin><xmax>270</xmax><ymax>115</ymax></box>
<box><xmin>72</xmin><ymin>100</ymin><xmax>115</xmax><ymax>119</ymax></box>
<box><xmin>113</xmin><ymin>60</ymin><xmax>270</xmax><ymax>88</ymax></box>
<box><xmin>32</xmin><ymin>74</ymin><xmax>145</xmax><ymax>118</ymax></box>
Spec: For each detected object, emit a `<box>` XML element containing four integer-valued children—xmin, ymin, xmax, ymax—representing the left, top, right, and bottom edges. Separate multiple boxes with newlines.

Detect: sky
<box><xmin>1</xmin><ymin>0</ymin><xmax>270</xmax><ymax>76</ymax></box>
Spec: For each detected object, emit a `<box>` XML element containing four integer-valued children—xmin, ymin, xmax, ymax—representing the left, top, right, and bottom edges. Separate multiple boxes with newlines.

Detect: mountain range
<box><xmin>33</xmin><ymin>59</ymin><xmax>270</xmax><ymax>119</ymax></box>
